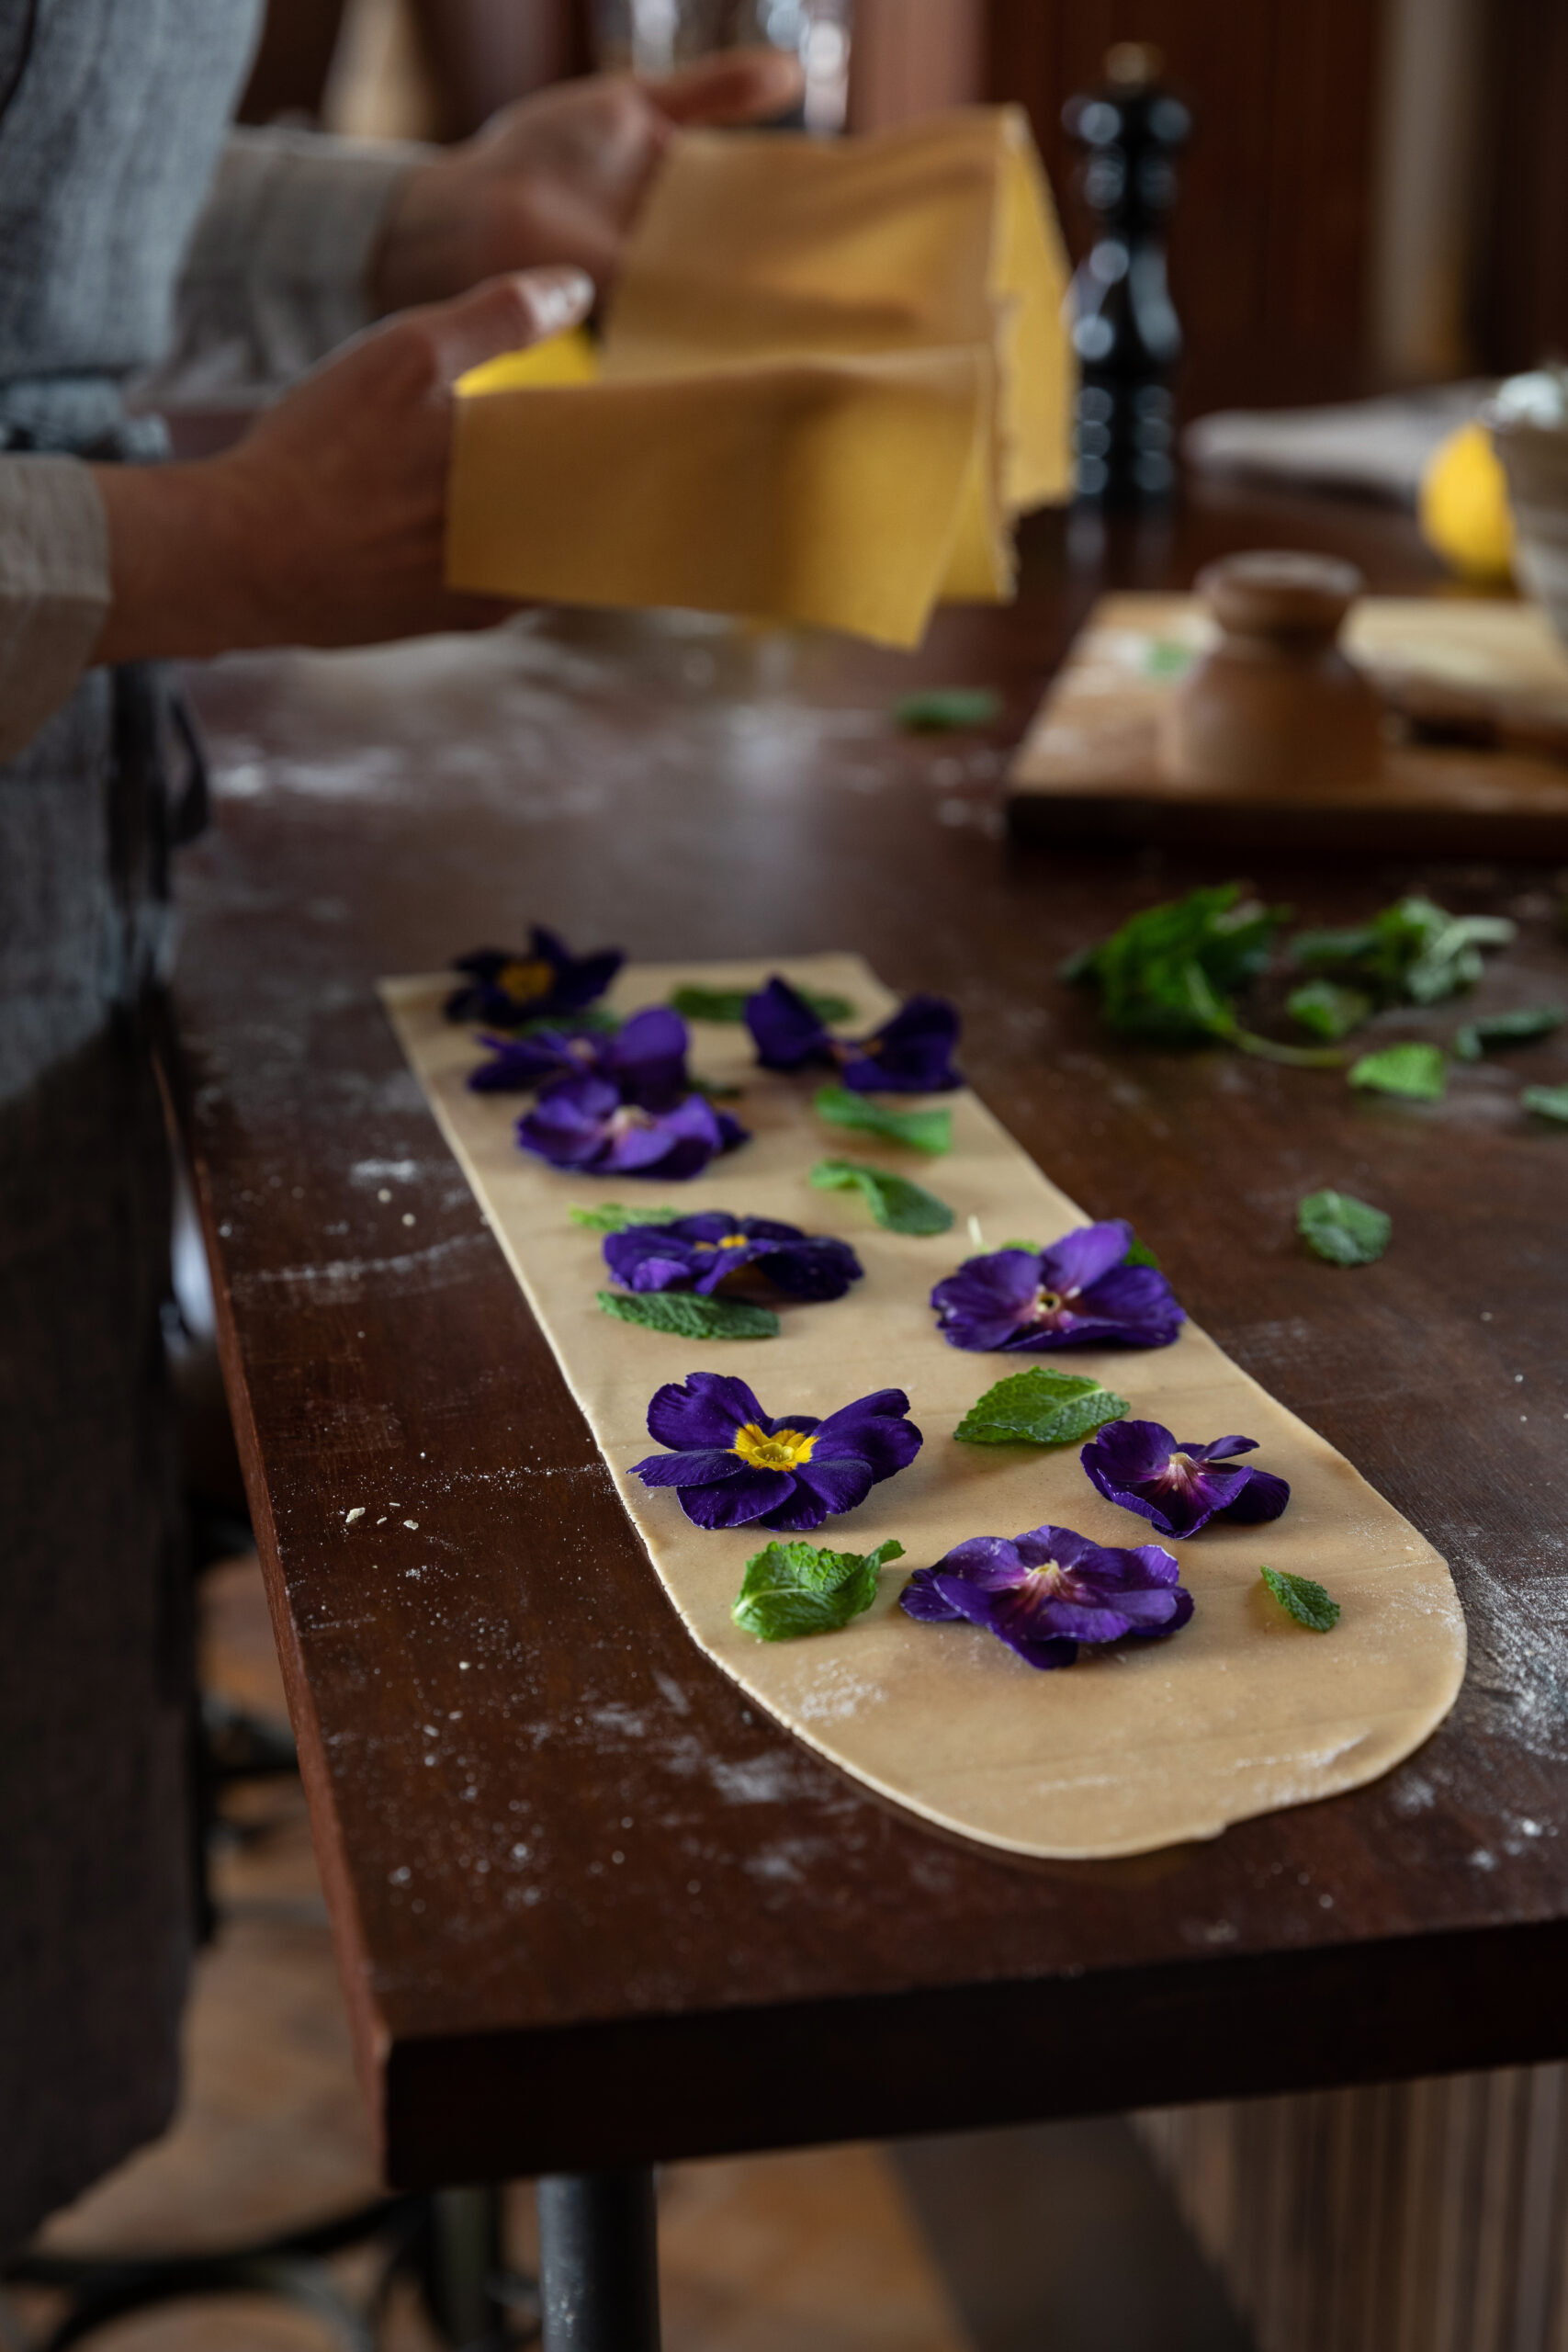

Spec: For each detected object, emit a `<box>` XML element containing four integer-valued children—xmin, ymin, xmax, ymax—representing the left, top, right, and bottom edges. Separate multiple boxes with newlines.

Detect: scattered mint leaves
<box><xmin>1288</xmin><ymin>979</ymin><xmax>1373</xmax><ymax>1042</ymax></box>
<box><xmin>1063</xmin><ymin>882</ymin><xmax>1284</xmax><ymax>1046</ymax></box>
<box><xmin>1291</xmin><ymin>897</ymin><xmax>1515</xmax><ymax>1008</ymax></box>
<box><xmin>1064</xmin><ymin>883</ymin><xmax>1337</xmax><ymax>1065</ymax></box>
<box><xmin>731</xmin><ymin>1538</ymin><xmax>905</xmax><ymax>1641</ymax></box>
<box><xmin>1453</xmin><ymin>1005</ymin><xmax>1566</xmax><ymax>1060</ymax></box>
<box><xmin>893</xmin><ymin>686</ymin><xmax>1001</xmax><ymax>732</ymax></box>
<box><xmin>953</xmin><ymin>1368</ymin><xmax>1130</xmax><ymax>1448</ymax></box>
<box><xmin>670</xmin><ymin>984</ymin><xmax>854</xmax><ymax>1024</ymax></box>
<box><xmin>1349</xmin><ymin>1043</ymin><xmax>1448</xmax><ymax>1101</ymax></box>
<box><xmin>808</xmin><ymin>1159</ymin><xmax>954</xmax><ymax>1235</ymax></box>
<box><xmin>813</xmin><ymin>1085</ymin><xmax>951</xmax><ymax>1154</ymax></box>
<box><xmin>571</xmin><ymin>1203</ymin><xmax>683</xmax><ymax>1233</ymax></box>
<box><xmin>1260</xmin><ymin>1566</ymin><xmax>1340</xmax><ymax>1632</ymax></box>
<box><xmin>597</xmin><ymin>1290</ymin><xmax>779</xmax><ymax>1340</ymax></box>
<box><xmin>1297</xmin><ymin>1189</ymin><xmax>1391</xmax><ymax>1266</ymax></box>
<box><xmin>1521</xmin><ymin>1084</ymin><xmax>1568</xmax><ymax>1125</ymax></box>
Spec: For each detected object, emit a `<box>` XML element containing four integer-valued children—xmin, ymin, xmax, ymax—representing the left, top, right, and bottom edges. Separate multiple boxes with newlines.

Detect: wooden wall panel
<box><xmin>1470</xmin><ymin>0</ymin><xmax>1568</xmax><ymax>376</ymax></box>
<box><xmin>987</xmin><ymin>0</ymin><xmax>1391</xmax><ymax>417</ymax></box>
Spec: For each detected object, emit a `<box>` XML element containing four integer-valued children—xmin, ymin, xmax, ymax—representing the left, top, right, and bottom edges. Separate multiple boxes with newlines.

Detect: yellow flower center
<box><xmin>497</xmin><ymin>956</ymin><xmax>554</xmax><ymax>1004</ymax></box>
<box><xmin>731</xmin><ymin>1421</ymin><xmax>817</xmax><ymax>1472</ymax></box>
<box><xmin>694</xmin><ymin>1234</ymin><xmax>750</xmax><ymax>1252</ymax></box>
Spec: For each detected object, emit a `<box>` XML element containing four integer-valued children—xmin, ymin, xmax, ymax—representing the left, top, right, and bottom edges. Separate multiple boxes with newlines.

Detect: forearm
<box><xmin>88</xmin><ymin>462</ymin><xmax>266</xmax><ymax>667</ymax></box>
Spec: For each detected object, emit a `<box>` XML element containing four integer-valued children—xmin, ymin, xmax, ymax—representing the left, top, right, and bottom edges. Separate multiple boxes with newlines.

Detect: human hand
<box><xmin>91</xmin><ymin>266</ymin><xmax>593</xmax><ymax>666</ymax></box>
<box><xmin>371</xmin><ymin>48</ymin><xmax>804</xmax><ymax>314</ymax></box>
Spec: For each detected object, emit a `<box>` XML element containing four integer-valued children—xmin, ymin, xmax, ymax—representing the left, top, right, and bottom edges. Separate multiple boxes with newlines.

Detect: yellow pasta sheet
<box><xmin>446</xmin><ymin>108</ymin><xmax>1072</xmax><ymax>647</ymax></box>
<box><xmin>382</xmin><ymin>955</ymin><xmax>1466</xmax><ymax>1862</ymax></box>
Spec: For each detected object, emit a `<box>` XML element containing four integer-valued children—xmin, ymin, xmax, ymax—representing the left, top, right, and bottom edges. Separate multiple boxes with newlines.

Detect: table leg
<box><xmin>536</xmin><ymin>2169</ymin><xmax>660</xmax><ymax>2351</ymax></box>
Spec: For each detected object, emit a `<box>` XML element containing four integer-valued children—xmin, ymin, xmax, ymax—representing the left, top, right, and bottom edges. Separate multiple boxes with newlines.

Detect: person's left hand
<box><xmin>372</xmin><ymin>48</ymin><xmax>803</xmax><ymax>317</ymax></box>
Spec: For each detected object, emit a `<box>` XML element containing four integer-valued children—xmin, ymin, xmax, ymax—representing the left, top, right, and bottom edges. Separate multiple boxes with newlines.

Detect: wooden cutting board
<box><xmin>1007</xmin><ymin>593</ymin><xmax>1568</xmax><ymax>855</ymax></box>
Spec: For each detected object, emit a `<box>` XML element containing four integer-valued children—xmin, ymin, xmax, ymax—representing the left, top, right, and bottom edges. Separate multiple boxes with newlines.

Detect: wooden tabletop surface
<box><xmin>176</xmin><ymin>483</ymin><xmax>1568</xmax><ymax>2191</ymax></box>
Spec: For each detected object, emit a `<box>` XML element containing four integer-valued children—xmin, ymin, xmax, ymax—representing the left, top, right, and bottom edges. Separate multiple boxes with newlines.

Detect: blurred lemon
<box><xmin>1418</xmin><ymin>420</ymin><xmax>1515</xmax><ymax>582</ymax></box>
<box><xmin>457</xmin><ymin>326</ymin><xmax>598</xmax><ymax>397</ymax></box>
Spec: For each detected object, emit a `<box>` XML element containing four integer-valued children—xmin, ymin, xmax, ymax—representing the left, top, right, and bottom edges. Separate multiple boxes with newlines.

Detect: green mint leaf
<box><xmin>1122</xmin><ymin>1233</ymin><xmax>1160</xmax><ymax>1268</ymax></box>
<box><xmin>893</xmin><ymin>686</ymin><xmax>1001</xmax><ymax>732</ymax></box>
<box><xmin>731</xmin><ymin>1537</ymin><xmax>905</xmax><ymax>1641</ymax></box>
<box><xmin>1288</xmin><ymin>979</ymin><xmax>1374</xmax><ymax>1041</ymax></box>
<box><xmin>1349</xmin><ymin>1043</ymin><xmax>1448</xmax><ymax>1100</ymax></box>
<box><xmin>597</xmin><ymin>1290</ymin><xmax>779</xmax><ymax>1340</ymax></box>
<box><xmin>1521</xmin><ymin>1084</ymin><xmax>1568</xmax><ymax>1125</ymax></box>
<box><xmin>808</xmin><ymin>1159</ymin><xmax>954</xmax><ymax>1235</ymax></box>
<box><xmin>813</xmin><ymin>1084</ymin><xmax>952</xmax><ymax>1154</ymax></box>
<box><xmin>1142</xmin><ymin>638</ymin><xmax>1195</xmax><ymax>677</ymax></box>
<box><xmin>1454</xmin><ymin>1004</ymin><xmax>1566</xmax><ymax>1060</ymax></box>
<box><xmin>953</xmin><ymin>1368</ymin><xmax>1130</xmax><ymax>1447</ymax></box>
<box><xmin>1289</xmin><ymin>899</ymin><xmax>1512</xmax><ymax>1010</ymax></box>
<box><xmin>571</xmin><ymin>1203</ymin><xmax>684</xmax><ymax>1233</ymax></box>
<box><xmin>1000</xmin><ymin>1238</ymin><xmax>1041</xmax><ymax>1253</ymax></box>
<box><xmin>670</xmin><ymin>984</ymin><xmax>854</xmax><ymax>1024</ymax></box>
<box><xmin>1297</xmin><ymin>1189</ymin><xmax>1391</xmax><ymax>1266</ymax></box>
<box><xmin>1260</xmin><ymin>1565</ymin><xmax>1340</xmax><ymax>1632</ymax></box>
<box><xmin>1066</xmin><ymin>882</ymin><xmax>1287</xmax><ymax>1047</ymax></box>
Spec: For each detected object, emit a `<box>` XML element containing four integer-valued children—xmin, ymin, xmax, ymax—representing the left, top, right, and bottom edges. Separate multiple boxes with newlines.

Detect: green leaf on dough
<box><xmin>808</xmin><ymin>1159</ymin><xmax>955</xmax><ymax>1236</ymax></box>
<box><xmin>1260</xmin><ymin>1565</ymin><xmax>1340</xmax><ymax>1632</ymax></box>
<box><xmin>596</xmin><ymin>1290</ymin><xmax>779</xmax><ymax>1340</ymax></box>
<box><xmin>731</xmin><ymin>1538</ymin><xmax>905</xmax><ymax>1641</ymax></box>
<box><xmin>813</xmin><ymin>1084</ymin><xmax>952</xmax><ymax>1154</ymax></box>
<box><xmin>953</xmin><ymin>1368</ymin><xmax>1130</xmax><ymax>1448</ymax></box>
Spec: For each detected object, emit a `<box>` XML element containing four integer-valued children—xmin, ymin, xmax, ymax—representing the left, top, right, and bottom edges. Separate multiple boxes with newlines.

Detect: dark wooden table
<box><xmin>176</xmin><ymin>482</ymin><xmax>1568</xmax><ymax>2214</ymax></box>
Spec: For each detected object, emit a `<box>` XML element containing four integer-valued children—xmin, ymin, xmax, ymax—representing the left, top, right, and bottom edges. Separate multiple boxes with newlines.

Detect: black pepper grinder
<box><xmin>1062</xmin><ymin>42</ymin><xmax>1190</xmax><ymax>504</ymax></box>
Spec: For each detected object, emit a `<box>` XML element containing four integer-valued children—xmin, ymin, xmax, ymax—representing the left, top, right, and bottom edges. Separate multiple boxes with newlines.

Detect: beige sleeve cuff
<box><xmin>147</xmin><ymin>127</ymin><xmax>432</xmax><ymax>405</ymax></box>
<box><xmin>0</xmin><ymin>457</ymin><xmax>109</xmax><ymax>763</ymax></box>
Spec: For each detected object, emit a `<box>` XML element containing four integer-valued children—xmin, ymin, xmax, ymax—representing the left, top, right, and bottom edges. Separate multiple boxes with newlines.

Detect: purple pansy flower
<box><xmin>900</xmin><ymin>1522</ymin><xmax>1192</xmax><ymax>1670</ymax></box>
<box><xmin>1081</xmin><ymin>1419</ymin><xmax>1290</xmax><ymax>1538</ymax></box>
<box><xmin>446</xmin><ymin>926</ymin><xmax>623</xmax><ymax>1027</ymax></box>
<box><xmin>631</xmin><ymin>1372</ymin><xmax>921</xmax><ymax>1532</ymax></box>
<box><xmin>745</xmin><ymin>977</ymin><xmax>962</xmax><ymax>1093</ymax></box>
<box><xmin>604</xmin><ymin>1213</ymin><xmax>863</xmax><ymax>1302</ymax></box>
<box><xmin>516</xmin><ymin>1074</ymin><xmax>748</xmax><ymax>1180</ymax></box>
<box><xmin>469</xmin><ymin>1006</ymin><xmax>690</xmax><ymax>1106</ymax></box>
<box><xmin>931</xmin><ymin>1219</ymin><xmax>1185</xmax><ymax>1352</ymax></box>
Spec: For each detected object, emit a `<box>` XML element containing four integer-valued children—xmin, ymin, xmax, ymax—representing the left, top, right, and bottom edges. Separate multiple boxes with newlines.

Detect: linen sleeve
<box><xmin>144</xmin><ymin>126</ymin><xmax>433</xmax><ymax>403</ymax></box>
<box><xmin>0</xmin><ymin>457</ymin><xmax>109</xmax><ymax>762</ymax></box>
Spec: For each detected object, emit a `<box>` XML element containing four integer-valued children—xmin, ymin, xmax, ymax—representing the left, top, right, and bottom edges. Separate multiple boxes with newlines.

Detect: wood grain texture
<box><xmin>987</xmin><ymin>0</ymin><xmax>1389</xmax><ymax>411</ymax></box>
<box><xmin>173</xmin><ymin>486</ymin><xmax>1568</xmax><ymax>2188</ymax></box>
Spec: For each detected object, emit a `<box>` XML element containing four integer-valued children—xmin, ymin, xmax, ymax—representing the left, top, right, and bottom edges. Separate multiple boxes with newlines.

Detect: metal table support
<box><xmin>536</xmin><ymin>2172</ymin><xmax>660</xmax><ymax>2352</ymax></box>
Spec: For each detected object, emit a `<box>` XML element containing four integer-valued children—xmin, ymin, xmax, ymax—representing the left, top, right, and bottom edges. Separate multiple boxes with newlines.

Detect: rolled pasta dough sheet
<box><xmin>381</xmin><ymin>955</ymin><xmax>1466</xmax><ymax>1860</ymax></box>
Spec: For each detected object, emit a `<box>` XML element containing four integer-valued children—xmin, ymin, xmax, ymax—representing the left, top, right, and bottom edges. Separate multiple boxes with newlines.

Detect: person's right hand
<box><xmin>91</xmin><ymin>265</ymin><xmax>593</xmax><ymax>666</ymax></box>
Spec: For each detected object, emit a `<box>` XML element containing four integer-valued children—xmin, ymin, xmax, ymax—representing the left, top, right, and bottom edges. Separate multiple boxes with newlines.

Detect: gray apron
<box><xmin>0</xmin><ymin>0</ymin><xmax>260</xmax><ymax>2250</ymax></box>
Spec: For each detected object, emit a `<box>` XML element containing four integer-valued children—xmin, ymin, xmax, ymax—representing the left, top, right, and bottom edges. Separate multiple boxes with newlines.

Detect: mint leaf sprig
<box><xmin>598</xmin><ymin>1291</ymin><xmax>779</xmax><ymax>1340</ymax></box>
<box><xmin>732</xmin><ymin>1538</ymin><xmax>905</xmax><ymax>1641</ymax></box>
<box><xmin>954</xmin><ymin>1369</ymin><xmax>1129</xmax><ymax>1447</ymax></box>
<box><xmin>571</xmin><ymin>1202</ymin><xmax>683</xmax><ymax>1233</ymax></box>
<box><xmin>813</xmin><ymin>1085</ymin><xmax>951</xmax><ymax>1154</ymax></box>
<box><xmin>1297</xmin><ymin>1190</ymin><xmax>1391</xmax><ymax>1266</ymax></box>
<box><xmin>1349</xmin><ymin>1043</ymin><xmax>1447</xmax><ymax>1101</ymax></box>
<box><xmin>1454</xmin><ymin>1005</ymin><xmax>1565</xmax><ymax>1059</ymax></box>
<box><xmin>809</xmin><ymin>1159</ymin><xmax>954</xmax><ymax>1235</ymax></box>
<box><xmin>1260</xmin><ymin>1566</ymin><xmax>1340</xmax><ymax>1631</ymax></box>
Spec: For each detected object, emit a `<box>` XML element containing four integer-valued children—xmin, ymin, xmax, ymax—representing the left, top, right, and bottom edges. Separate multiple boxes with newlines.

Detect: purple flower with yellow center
<box><xmin>900</xmin><ymin>1523</ymin><xmax>1192</xmax><ymax>1670</ymax></box>
<box><xmin>446</xmin><ymin>927</ymin><xmax>623</xmax><ymax>1028</ymax></box>
<box><xmin>631</xmin><ymin>1372</ymin><xmax>921</xmax><ymax>1532</ymax></box>
<box><xmin>1081</xmin><ymin>1419</ymin><xmax>1290</xmax><ymax>1538</ymax></box>
<box><xmin>469</xmin><ymin>1007</ymin><xmax>689</xmax><ymax>1106</ymax></box>
<box><xmin>516</xmin><ymin>1074</ymin><xmax>747</xmax><ymax>1180</ymax></box>
<box><xmin>745</xmin><ymin>978</ymin><xmax>961</xmax><ymax>1093</ymax></box>
<box><xmin>604</xmin><ymin>1213</ymin><xmax>863</xmax><ymax>1302</ymax></box>
<box><xmin>931</xmin><ymin>1219</ymin><xmax>1185</xmax><ymax>1352</ymax></box>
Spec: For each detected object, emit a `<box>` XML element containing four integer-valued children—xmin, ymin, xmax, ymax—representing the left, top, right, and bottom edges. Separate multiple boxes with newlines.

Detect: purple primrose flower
<box><xmin>631</xmin><ymin>1372</ymin><xmax>921</xmax><ymax>1532</ymax></box>
<box><xmin>931</xmin><ymin>1219</ymin><xmax>1185</xmax><ymax>1352</ymax></box>
<box><xmin>900</xmin><ymin>1522</ymin><xmax>1192</xmax><ymax>1670</ymax></box>
<box><xmin>516</xmin><ymin>1073</ymin><xmax>747</xmax><ymax>1181</ymax></box>
<box><xmin>604</xmin><ymin>1213</ymin><xmax>863</xmax><ymax>1302</ymax></box>
<box><xmin>1081</xmin><ymin>1419</ymin><xmax>1290</xmax><ymax>1538</ymax></box>
<box><xmin>745</xmin><ymin>977</ymin><xmax>961</xmax><ymax>1093</ymax></box>
<box><xmin>446</xmin><ymin>926</ymin><xmax>623</xmax><ymax>1027</ymax></box>
<box><xmin>469</xmin><ymin>1006</ymin><xmax>690</xmax><ymax>1105</ymax></box>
